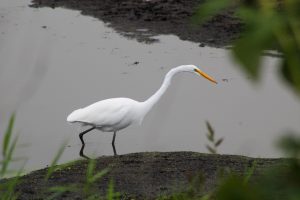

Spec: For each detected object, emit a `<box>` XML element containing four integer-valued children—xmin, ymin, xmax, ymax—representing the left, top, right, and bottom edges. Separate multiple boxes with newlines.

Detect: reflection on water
<box><xmin>1</xmin><ymin>0</ymin><xmax>300</xmax><ymax>172</ymax></box>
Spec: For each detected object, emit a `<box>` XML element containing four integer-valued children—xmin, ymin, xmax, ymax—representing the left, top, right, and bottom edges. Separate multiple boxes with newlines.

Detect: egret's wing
<box><xmin>67</xmin><ymin>98</ymin><xmax>131</xmax><ymax>126</ymax></box>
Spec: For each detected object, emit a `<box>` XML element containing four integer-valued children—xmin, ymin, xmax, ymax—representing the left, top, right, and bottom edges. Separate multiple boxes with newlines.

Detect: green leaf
<box><xmin>206</xmin><ymin>121</ymin><xmax>214</xmax><ymax>142</ymax></box>
<box><xmin>215</xmin><ymin>138</ymin><xmax>224</xmax><ymax>147</ymax></box>
<box><xmin>206</xmin><ymin>145</ymin><xmax>216</xmax><ymax>154</ymax></box>
<box><xmin>106</xmin><ymin>180</ymin><xmax>120</xmax><ymax>200</ymax></box>
<box><xmin>86</xmin><ymin>159</ymin><xmax>96</xmax><ymax>182</ymax></box>
<box><xmin>3</xmin><ymin>114</ymin><xmax>15</xmax><ymax>157</ymax></box>
<box><xmin>89</xmin><ymin>168</ymin><xmax>109</xmax><ymax>183</ymax></box>
<box><xmin>1</xmin><ymin>134</ymin><xmax>19</xmax><ymax>176</ymax></box>
<box><xmin>206</xmin><ymin>121</ymin><xmax>214</xmax><ymax>135</ymax></box>
<box><xmin>206</xmin><ymin>133</ymin><xmax>214</xmax><ymax>143</ymax></box>
<box><xmin>277</xmin><ymin>134</ymin><xmax>300</xmax><ymax>157</ymax></box>
<box><xmin>279</xmin><ymin>41</ymin><xmax>300</xmax><ymax>93</ymax></box>
<box><xmin>233</xmin><ymin>8</ymin><xmax>276</xmax><ymax>79</ymax></box>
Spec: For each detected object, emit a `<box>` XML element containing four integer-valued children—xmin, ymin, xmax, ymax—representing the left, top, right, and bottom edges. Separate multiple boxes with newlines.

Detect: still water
<box><xmin>1</xmin><ymin>0</ymin><xmax>300</xmax><ymax>172</ymax></box>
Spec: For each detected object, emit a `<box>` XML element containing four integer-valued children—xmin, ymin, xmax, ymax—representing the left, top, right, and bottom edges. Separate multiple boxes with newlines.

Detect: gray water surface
<box><xmin>1</xmin><ymin>0</ymin><xmax>300</xmax><ymax>172</ymax></box>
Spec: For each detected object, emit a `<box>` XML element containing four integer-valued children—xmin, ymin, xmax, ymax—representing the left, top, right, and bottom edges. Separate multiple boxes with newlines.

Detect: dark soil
<box><xmin>12</xmin><ymin>152</ymin><xmax>287</xmax><ymax>199</ymax></box>
<box><xmin>30</xmin><ymin>0</ymin><xmax>242</xmax><ymax>47</ymax></box>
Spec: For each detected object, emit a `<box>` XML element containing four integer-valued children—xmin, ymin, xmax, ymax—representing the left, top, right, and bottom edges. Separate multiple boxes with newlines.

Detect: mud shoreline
<box><xmin>30</xmin><ymin>0</ymin><xmax>242</xmax><ymax>47</ymax></box>
<box><xmin>11</xmin><ymin>152</ymin><xmax>287</xmax><ymax>199</ymax></box>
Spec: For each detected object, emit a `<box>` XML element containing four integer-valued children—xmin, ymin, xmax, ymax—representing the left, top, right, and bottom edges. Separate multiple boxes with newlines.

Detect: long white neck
<box><xmin>141</xmin><ymin>67</ymin><xmax>181</xmax><ymax>116</ymax></box>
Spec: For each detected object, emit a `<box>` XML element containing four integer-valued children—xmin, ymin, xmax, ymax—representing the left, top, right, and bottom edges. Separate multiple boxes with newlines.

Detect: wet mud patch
<box><xmin>30</xmin><ymin>0</ymin><xmax>242</xmax><ymax>47</ymax></box>
<box><xmin>12</xmin><ymin>152</ymin><xmax>286</xmax><ymax>199</ymax></box>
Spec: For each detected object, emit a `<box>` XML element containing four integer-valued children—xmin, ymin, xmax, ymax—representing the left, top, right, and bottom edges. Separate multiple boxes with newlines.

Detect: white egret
<box><xmin>67</xmin><ymin>65</ymin><xmax>217</xmax><ymax>156</ymax></box>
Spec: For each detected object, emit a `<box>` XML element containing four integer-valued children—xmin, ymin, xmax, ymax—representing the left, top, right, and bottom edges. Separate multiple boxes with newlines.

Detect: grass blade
<box><xmin>107</xmin><ymin>180</ymin><xmax>120</xmax><ymax>200</ymax></box>
<box><xmin>3</xmin><ymin>114</ymin><xmax>15</xmax><ymax>157</ymax></box>
<box><xmin>243</xmin><ymin>160</ymin><xmax>257</xmax><ymax>185</ymax></box>
<box><xmin>215</xmin><ymin>138</ymin><xmax>224</xmax><ymax>147</ymax></box>
<box><xmin>1</xmin><ymin>134</ymin><xmax>19</xmax><ymax>176</ymax></box>
<box><xmin>89</xmin><ymin>168</ymin><xmax>109</xmax><ymax>183</ymax></box>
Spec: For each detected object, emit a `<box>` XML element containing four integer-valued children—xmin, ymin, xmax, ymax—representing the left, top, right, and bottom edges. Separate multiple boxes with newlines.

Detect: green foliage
<box><xmin>216</xmin><ymin>175</ymin><xmax>261</xmax><ymax>200</ymax></box>
<box><xmin>205</xmin><ymin>121</ymin><xmax>224</xmax><ymax>154</ymax></box>
<box><xmin>2</xmin><ymin>114</ymin><xmax>15</xmax><ymax>157</ymax></box>
<box><xmin>0</xmin><ymin>178</ymin><xmax>20</xmax><ymax>200</ymax></box>
<box><xmin>194</xmin><ymin>0</ymin><xmax>300</xmax><ymax>94</ymax></box>
<box><xmin>1</xmin><ymin>114</ymin><xmax>19</xmax><ymax>177</ymax></box>
<box><xmin>0</xmin><ymin>114</ymin><xmax>22</xmax><ymax>200</ymax></box>
<box><xmin>277</xmin><ymin>133</ymin><xmax>300</xmax><ymax>158</ymax></box>
<box><xmin>254</xmin><ymin>135</ymin><xmax>300</xmax><ymax>200</ymax></box>
<box><xmin>106</xmin><ymin>180</ymin><xmax>120</xmax><ymax>200</ymax></box>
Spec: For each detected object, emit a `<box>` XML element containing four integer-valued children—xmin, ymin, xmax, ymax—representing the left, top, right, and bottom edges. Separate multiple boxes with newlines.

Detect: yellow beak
<box><xmin>194</xmin><ymin>68</ymin><xmax>217</xmax><ymax>84</ymax></box>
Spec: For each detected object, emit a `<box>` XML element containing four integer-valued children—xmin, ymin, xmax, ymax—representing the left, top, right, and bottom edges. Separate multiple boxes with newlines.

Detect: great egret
<box><xmin>67</xmin><ymin>65</ymin><xmax>217</xmax><ymax>157</ymax></box>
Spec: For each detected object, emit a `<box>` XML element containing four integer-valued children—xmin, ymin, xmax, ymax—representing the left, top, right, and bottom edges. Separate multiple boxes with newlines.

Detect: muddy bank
<box><xmin>30</xmin><ymin>0</ymin><xmax>242</xmax><ymax>47</ymax></box>
<box><xmin>12</xmin><ymin>152</ymin><xmax>286</xmax><ymax>199</ymax></box>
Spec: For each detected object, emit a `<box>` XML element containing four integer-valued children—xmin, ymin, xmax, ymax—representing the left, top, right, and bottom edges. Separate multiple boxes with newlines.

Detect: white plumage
<box><xmin>67</xmin><ymin>65</ymin><xmax>217</xmax><ymax>156</ymax></box>
<box><xmin>67</xmin><ymin>98</ymin><xmax>142</xmax><ymax>132</ymax></box>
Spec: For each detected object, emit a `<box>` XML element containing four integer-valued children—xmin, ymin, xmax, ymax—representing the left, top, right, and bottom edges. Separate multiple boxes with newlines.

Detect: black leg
<box><xmin>112</xmin><ymin>131</ymin><xmax>117</xmax><ymax>156</ymax></box>
<box><xmin>79</xmin><ymin>144</ymin><xmax>90</xmax><ymax>159</ymax></box>
<box><xmin>78</xmin><ymin>127</ymin><xmax>95</xmax><ymax>159</ymax></box>
<box><xmin>79</xmin><ymin>127</ymin><xmax>95</xmax><ymax>146</ymax></box>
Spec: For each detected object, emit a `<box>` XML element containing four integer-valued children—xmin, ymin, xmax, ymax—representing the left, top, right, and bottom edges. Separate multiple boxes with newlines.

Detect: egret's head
<box><xmin>181</xmin><ymin>65</ymin><xmax>217</xmax><ymax>84</ymax></box>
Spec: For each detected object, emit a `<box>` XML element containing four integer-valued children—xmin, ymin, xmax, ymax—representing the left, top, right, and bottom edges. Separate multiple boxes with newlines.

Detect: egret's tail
<box><xmin>67</xmin><ymin>109</ymin><xmax>84</xmax><ymax>123</ymax></box>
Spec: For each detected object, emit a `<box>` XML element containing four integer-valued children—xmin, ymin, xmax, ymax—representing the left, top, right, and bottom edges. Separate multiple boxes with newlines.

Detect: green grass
<box><xmin>0</xmin><ymin>114</ymin><xmax>22</xmax><ymax>200</ymax></box>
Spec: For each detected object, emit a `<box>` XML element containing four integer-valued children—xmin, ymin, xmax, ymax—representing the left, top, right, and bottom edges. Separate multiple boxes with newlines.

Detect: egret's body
<box><xmin>67</xmin><ymin>65</ymin><xmax>217</xmax><ymax>157</ymax></box>
<box><xmin>67</xmin><ymin>98</ymin><xmax>142</xmax><ymax>132</ymax></box>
